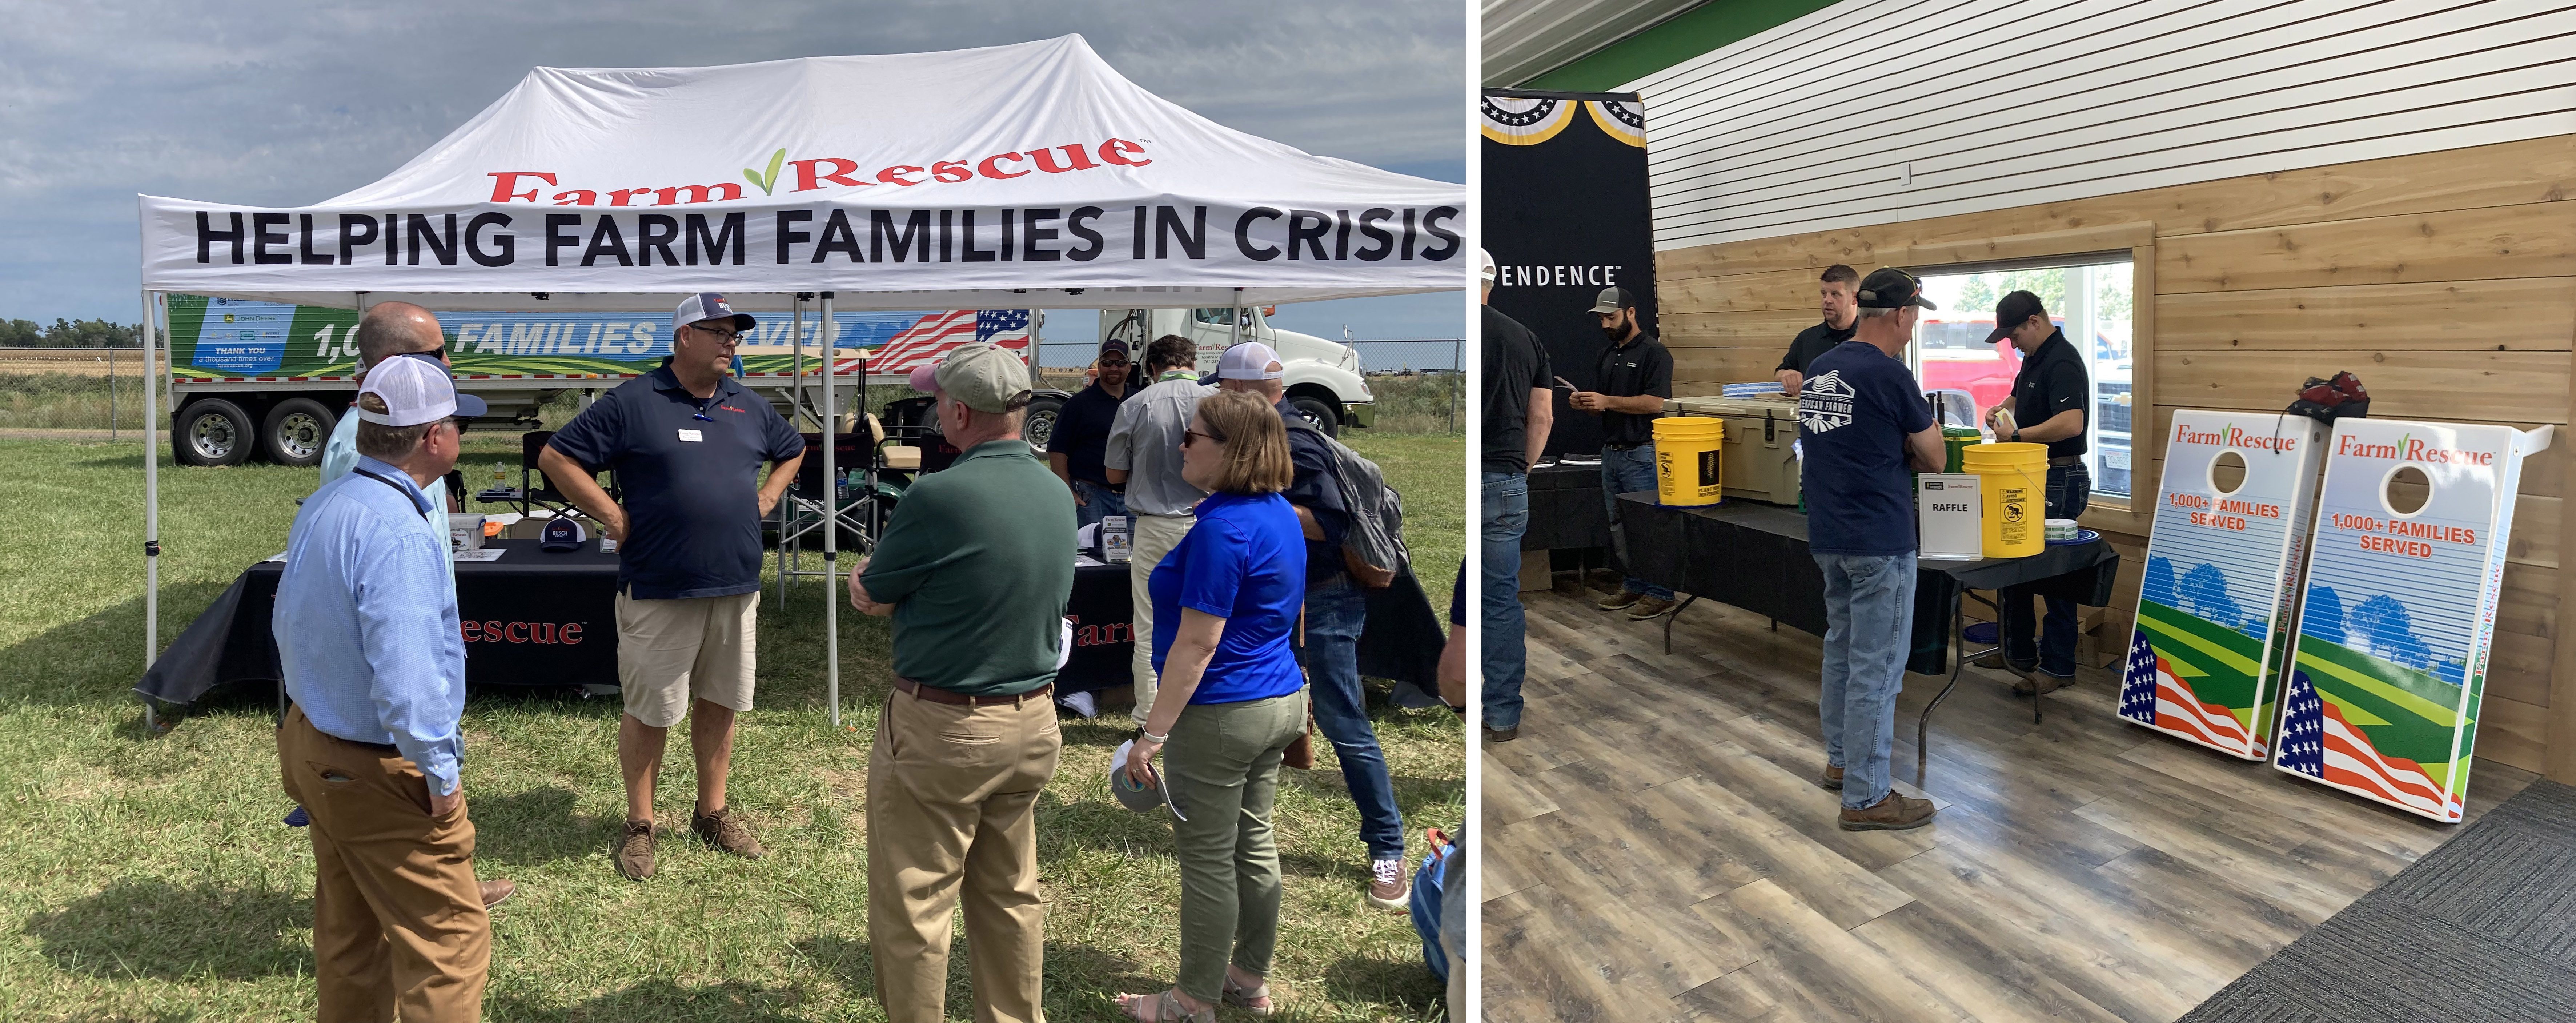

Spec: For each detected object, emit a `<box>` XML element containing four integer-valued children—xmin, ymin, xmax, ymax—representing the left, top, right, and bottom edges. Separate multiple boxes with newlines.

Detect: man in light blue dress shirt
<box><xmin>275</xmin><ymin>354</ymin><xmax>498</xmax><ymax>1022</ymax></box>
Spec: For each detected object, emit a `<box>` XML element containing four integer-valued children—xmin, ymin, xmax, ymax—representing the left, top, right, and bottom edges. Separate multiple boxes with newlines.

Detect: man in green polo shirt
<box><xmin>847</xmin><ymin>341</ymin><xmax>1074</xmax><ymax>1023</ymax></box>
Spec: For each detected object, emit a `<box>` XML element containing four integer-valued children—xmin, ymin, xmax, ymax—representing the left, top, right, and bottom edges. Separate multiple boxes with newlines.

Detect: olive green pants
<box><xmin>1163</xmin><ymin>689</ymin><xmax>1308</xmax><ymax>1003</ymax></box>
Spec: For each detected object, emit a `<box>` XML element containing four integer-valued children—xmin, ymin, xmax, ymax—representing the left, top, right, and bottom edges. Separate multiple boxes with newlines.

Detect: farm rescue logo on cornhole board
<box><xmin>2120</xmin><ymin>412</ymin><xmax>2326</xmax><ymax>759</ymax></box>
<box><xmin>2275</xmin><ymin>418</ymin><xmax>2552</xmax><ymax>822</ymax></box>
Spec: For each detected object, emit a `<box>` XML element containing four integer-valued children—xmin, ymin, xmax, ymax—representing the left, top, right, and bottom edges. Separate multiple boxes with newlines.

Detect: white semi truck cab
<box><xmin>1096</xmin><ymin>307</ymin><xmax>1374</xmax><ymax>435</ymax></box>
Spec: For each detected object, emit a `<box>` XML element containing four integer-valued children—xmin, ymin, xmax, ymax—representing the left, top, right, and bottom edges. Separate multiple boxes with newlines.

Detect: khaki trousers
<box><xmin>1127</xmin><ymin>513</ymin><xmax>1195</xmax><ymax>727</ymax></box>
<box><xmin>278</xmin><ymin>706</ymin><xmax>490</xmax><ymax>1023</ymax></box>
<box><xmin>866</xmin><ymin>686</ymin><xmax>1064</xmax><ymax>1023</ymax></box>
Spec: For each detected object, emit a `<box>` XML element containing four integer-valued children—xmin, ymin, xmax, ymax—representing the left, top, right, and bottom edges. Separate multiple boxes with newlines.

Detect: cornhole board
<box><xmin>2120</xmin><ymin>411</ymin><xmax>2327</xmax><ymax>759</ymax></box>
<box><xmin>2274</xmin><ymin>418</ymin><xmax>2553</xmax><ymax>822</ymax></box>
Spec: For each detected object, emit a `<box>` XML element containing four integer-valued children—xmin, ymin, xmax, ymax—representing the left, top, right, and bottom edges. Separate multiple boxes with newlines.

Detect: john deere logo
<box><xmin>742</xmin><ymin>148</ymin><xmax>786</xmax><ymax>197</ymax></box>
<box><xmin>223</xmin><ymin>314</ymin><xmax>235</xmax><ymax>323</ymax></box>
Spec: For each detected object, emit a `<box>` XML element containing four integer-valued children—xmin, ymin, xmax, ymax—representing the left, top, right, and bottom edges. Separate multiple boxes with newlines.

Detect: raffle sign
<box><xmin>1481</xmin><ymin>89</ymin><xmax>1654</xmax><ymax>457</ymax></box>
<box><xmin>2275</xmin><ymin>418</ymin><xmax>2552</xmax><ymax>821</ymax></box>
<box><xmin>2119</xmin><ymin>412</ymin><xmax>2326</xmax><ymax>760</ymax></box>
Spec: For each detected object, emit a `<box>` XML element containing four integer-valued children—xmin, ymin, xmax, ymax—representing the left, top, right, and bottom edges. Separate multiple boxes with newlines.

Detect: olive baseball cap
<box><xmin>932</xmin><ymin>342</ymin><xmax>1032</xmax><ymax>413</ymax></box>
<box><xmin>1588</xmin><ymin>286</ymin><xmax>1638</xmax><ymax>314</ymax></box>
<box><xmin>1855</xmin><ymin>267</ymin><xmax>1937</xmax><ymax>310</ymax></box>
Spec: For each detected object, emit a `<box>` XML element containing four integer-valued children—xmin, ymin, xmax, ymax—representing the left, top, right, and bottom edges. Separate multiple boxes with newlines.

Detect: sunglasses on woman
<box><xmin>1182</xmin><ymin>428</ymin><xmax>1225</xmax><ymax>448</ymax></box>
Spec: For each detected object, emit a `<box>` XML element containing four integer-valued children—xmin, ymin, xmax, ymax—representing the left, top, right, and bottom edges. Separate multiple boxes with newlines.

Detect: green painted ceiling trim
<box><xmin>1520</xmin><ymin>0</ymin><xmax>1844</xmax><ymax>92</ymax></box>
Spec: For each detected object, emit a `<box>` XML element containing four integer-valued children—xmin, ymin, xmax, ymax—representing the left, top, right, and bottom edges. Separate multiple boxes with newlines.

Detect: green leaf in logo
<box><xmin>742</xmin><ymin>147</ymin><xmax>787</xmax><ymax>196</ymax></box>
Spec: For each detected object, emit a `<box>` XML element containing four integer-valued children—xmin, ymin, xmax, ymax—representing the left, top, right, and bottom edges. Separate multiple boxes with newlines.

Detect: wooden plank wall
<box><xmin>1652</xmin><ymin>133</ymin><xmax>2576</xmax><ymax>777</ymax></box>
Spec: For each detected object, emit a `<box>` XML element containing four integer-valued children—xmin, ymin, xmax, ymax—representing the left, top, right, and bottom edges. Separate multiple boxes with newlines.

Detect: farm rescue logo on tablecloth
<box><xmin>179</xmin><ymin>136</ymin><xmax>1464</xmax><ymax>272</ymax></box>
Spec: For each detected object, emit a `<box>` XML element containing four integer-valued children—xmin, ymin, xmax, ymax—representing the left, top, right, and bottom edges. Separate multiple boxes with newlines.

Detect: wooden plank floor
<box><xmin>1482</xmin><ymin>581</ymin><xmax>2539</xmax><ymax>1023</ymax></box>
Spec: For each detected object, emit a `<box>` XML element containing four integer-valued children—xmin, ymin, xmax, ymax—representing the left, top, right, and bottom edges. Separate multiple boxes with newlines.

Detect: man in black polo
<box><xmin>1045</xmin><ymin>337</ymin><xmax>1136</xmax><ymax>531</ymax></box>
<box><xmin>540</xmin><ymin>292</ymin><xmax>805</xmax><ymax>880</ymax></box>
<box><xmin>1775</xmin><ymin>264</ymin><xmax>1861</xmax><ymax>394</ymax></box>
<box><xmin>1980</xmin><ymin>289</ymin><xmax>2092</xmax><ymax>693</ymax></box>
<box><xmin>1568</xmin><ymin>285</ymin><xmax>1676</xmax><ymax>619</ymax></box>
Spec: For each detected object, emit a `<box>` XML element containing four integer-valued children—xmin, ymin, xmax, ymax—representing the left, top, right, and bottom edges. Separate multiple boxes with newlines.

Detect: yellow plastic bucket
<box><xmin>1653</xmin><ymin>416</ymin><xmax>1726</xmax><ymax>506</ymax></box>
<box><xmin>1963</xmin><ymin>442</ymin><xmax>2048</xmax><ymax>558</ymax></box>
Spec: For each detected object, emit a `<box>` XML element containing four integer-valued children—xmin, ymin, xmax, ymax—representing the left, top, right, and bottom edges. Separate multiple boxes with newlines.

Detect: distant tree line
<box><xmin>0</xmin><ymin>318</ymin><xmax>143</xmax><ymax>347</ymax></box>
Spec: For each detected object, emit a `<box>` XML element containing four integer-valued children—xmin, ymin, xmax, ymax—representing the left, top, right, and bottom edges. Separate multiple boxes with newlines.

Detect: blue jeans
<box><xmin>1071</xmin><ymin>478</ymin><xmax>1127</xmax><ymax>532</ymax></box>
<box><xmin>1481</xmin><ymin>471</ymin><xmax>1529</xmax><ymax>731</ymax></box>
<box><xmin>1305</xmin><ymin>573</ymin><xmax>1405</xmax><ymax>860</ymax></box>
<box><xmin>1817</xmin><ymin>551</ymin><xmax>1918</xmax><ymax>810</ymax></box>
<box><xmin>1600</xmin><ymin>445</ymin><xmax>1672</xmax><ymax>600</ymax></box>
<box><xmin>2000</xmin><ymin>463</ymin><xmax>2091</xmax><ymax>677</ymax></box>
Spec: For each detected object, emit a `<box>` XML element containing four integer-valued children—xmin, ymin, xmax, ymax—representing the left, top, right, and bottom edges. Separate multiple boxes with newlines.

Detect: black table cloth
<box><xmin>1523</xmin><ymin>461</ymin><xmax>1610</xmax><ymax>552</ymax></box>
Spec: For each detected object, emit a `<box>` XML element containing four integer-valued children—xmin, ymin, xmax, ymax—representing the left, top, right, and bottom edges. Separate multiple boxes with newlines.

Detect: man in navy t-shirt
<box><xmin>1796</xmin><ymin>267</ymin><xmax>1945</xmax><ymax>833</ymax></box>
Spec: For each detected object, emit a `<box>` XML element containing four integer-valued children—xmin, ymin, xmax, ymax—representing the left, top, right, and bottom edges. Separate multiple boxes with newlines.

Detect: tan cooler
<box><xmin>1666</xmin><ymin>393</ymin><xmax>1803</xmax><ymax>506</ymax></box>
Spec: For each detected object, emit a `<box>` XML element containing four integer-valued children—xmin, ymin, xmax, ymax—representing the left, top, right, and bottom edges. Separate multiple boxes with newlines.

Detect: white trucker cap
<box><xmin>356</xmin><ymin>354</ymin><xmax>486</xmax><ymax>426</ymax></box>
<box><xmin>1216</xmin><ymin>341</ymin><xmax>1284</xmax><ymax>381</ymax></box>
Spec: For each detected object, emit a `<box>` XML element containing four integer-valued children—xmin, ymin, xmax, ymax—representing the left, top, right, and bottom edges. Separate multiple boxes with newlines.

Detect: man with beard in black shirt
<box><xmin>1775</xmin><ymin>264</ymin><xmax>1861</xmax><ymax>394</ymax></box>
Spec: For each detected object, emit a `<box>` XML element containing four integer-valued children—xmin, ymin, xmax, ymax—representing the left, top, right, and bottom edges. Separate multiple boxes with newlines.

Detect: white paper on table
<box><xmin>451</xmin><ymin>547</ymin><xmax>507</xmax><ymax>562</ymax></box>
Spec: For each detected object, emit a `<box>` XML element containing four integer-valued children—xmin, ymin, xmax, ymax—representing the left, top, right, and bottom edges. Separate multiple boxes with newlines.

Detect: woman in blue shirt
<box><xmin>1118</xmin><ymin>390</ymin><xmax>1307</xmax><ymax>1022</ymax></box>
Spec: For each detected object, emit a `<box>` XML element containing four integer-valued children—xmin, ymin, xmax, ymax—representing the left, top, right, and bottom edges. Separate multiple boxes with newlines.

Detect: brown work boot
<box><xmin>692</xmin><ymin>806</ymin><xmax>765</xmax><ymax>859</ymax></box>
<box><xmin>479</xmin><ymin>879</ymin><xmax>517</xmax><ymax>909</ymax></box>
<box><xmin>2013</xmin><ymin>671</ymin><xmax>2072</xmax><ymax>697</ymax></box>
<box><xmin>1627</xmin><ymin>595</ymin><xmax>1678</xmax><ymax>620</ymax></box>
<box><xmin>1838</xmin><ymin>792</ymin><xmax>1938</xmax><ymax>831</ymax></box>
<box><xmin>615</xmin><ymin>820</ymin><xmax>656</xmax><ymax>880</ymax></box>
<box><xmin>1817</xmin><ymin>764</ymin><xmax>1845</xmax><ymax>791</ymax></box>
<box><xmin>1366</xmin><ymin>857</ymin><xmax>1411</xmax><ymax>911</ymax></box>
<box><xmin>1596</xmin><ymin>589</ymin><xmax>1644</xmax><ymax>611</ymax></box>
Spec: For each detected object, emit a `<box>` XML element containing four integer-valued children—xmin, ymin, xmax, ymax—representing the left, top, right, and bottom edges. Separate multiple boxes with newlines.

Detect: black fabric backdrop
<box><xmin>1482</xmin><ymin>88</ymin><xmax>1658</xmax><ymax>458</ymax></box>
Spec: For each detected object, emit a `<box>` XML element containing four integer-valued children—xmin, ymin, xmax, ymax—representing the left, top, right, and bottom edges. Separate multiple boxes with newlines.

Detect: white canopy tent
<box><xmin>137</xmin><ymin>35</ymin><xmax>1464</xmax><ymax>724</ymax></box>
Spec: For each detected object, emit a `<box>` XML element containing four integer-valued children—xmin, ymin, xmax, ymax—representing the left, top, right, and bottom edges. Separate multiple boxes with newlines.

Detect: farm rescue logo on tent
<box><xmin>179</xmin><ymin>136</ymin><xmax>1465</xmax><ymax>272</ymax></box>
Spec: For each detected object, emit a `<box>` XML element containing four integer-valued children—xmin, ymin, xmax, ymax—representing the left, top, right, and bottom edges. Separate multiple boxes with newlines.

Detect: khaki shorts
<box><xmin>615</xmin><ymin>588</ymin><xmax>758</xmax><ymax>728</ymax></box>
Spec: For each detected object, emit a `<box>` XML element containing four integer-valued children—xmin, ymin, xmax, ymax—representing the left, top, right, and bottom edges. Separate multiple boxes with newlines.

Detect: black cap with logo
<box><xmin>1982</xmin><ymin>290</ymin><xmax>2049</xmax><ymax>345</ymax></box>
<box><xmin>1587</xmin><ymin>286</ymin><xmax>1638</xmax><ymax>314</ymax></box>
<box><xmin>1855</xmin><ymin>268</ymin><xmax>1937</xmax><ymax>310</ymax></box>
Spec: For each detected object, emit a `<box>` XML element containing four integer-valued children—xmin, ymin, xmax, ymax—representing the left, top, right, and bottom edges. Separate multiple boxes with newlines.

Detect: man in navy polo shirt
<box><xmin>1045</xmin><ymin>337</ymin><xmax>1137</xmax><ymax>531</ymax></box>
<box><xmin>1797</xmin><ymin>267</ymin><xmax>1945</xmax><ymax>833</ymax></box>
<box><xmin>540</xmin><ymin>293</ymin><xmax>805</xmax><ymax>880</ymax></box>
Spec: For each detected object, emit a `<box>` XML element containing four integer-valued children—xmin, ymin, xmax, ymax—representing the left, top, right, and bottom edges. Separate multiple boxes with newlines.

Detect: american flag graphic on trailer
<box><xmin>866</xmin><ymin>310</ymin><xmax>1034</xmax><ymax>372</ymax></box>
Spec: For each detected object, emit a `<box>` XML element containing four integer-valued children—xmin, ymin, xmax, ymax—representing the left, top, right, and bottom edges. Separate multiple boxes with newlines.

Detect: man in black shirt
<box><xmin>1980</xmin><ymin>290</ymin><xmax>2092</xmax><ymax>693</ymax></box>
<box><xmin>1481</xmin><ymin>250</ymin><xmax>1551</xmax><ymax>742</ymax></box>
<box><xmin>1569</xmin><ymin>286</ymin><xmax>1675</xmax><ymax>619</ymax></box>
<box><xmin>1045</xmin><ymin>337</ymin><xmax>1136</xmax><ymax>531</ymax></box>
<box><xmin>1775</xmin><ymin>264</ymin><xmax>1861</xmax><ymax>394</ymax></box>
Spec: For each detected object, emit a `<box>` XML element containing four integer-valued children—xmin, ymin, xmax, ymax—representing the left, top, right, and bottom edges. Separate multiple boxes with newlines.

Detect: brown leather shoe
<box><xmin>1817</xmin><ymin>764</ymin><xmax>1844</xmax><ymax>791</ymax></box>
<box><xmin>1626</xmin><ymin>595</ymin><xmax>1679</xmax><ymax>620</ymax></box>
<box><xmin>1366</xmin><ymin>857</ymin><xmax>1411</xmax><ymax>911</ymax></box>
<box><xmin>615</xmin><ymin>820</ymin><xmax>656</xmax><ymax>880</ymax></box>
<box><xmin>692</xmin><ymin>806</ymin><xmax>765</xmax><ymax>859</ymax></box>
<box><xmin>479</xmin><ymin>879</ymin><xmax>516</xmax><ymax>909</ymax></box>
<box><xmin>1838</xmin><ymin>792</ymin><xmax>1937</xmax><ymax>831</ymax></box>
<box><xmin>1596</xmin><ymin>589</ymin><xmax>1645</xmax><ymax>611</ymax></box>
<box><xmin>2013</xmin><ymin>671</ymin><xmax>2072</xmax><ymax>696</ymax></box>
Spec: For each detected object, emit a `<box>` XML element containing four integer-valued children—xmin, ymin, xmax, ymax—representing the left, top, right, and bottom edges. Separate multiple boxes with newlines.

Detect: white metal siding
<box><xmin>1630</xmin><ymin>0</ymin><xmax>2576</xmax><ymax>252</ymax></box>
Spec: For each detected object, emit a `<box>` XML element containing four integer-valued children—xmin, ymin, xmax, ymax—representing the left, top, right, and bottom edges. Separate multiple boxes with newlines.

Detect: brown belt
<box><xmin>894</xmin><ymin>676</ymin><xmax>1054</xmax><ymax>707</ymax></box>
<box><xmin>2049</xmin><ymin>456</ymin><xmax>2083</xmax><ymax>467</ymax></box>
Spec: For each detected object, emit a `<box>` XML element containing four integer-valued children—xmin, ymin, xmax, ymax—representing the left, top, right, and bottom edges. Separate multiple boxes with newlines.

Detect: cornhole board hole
<box><xmin>2275</xmin><ymin>418</ymin><xmax>2553</xmax><ymax>822</ymax></box>
<box><xmin>2120</xmin><ymin>412</ymin><xmax>2327</xmax><ymax>759</ymax></box>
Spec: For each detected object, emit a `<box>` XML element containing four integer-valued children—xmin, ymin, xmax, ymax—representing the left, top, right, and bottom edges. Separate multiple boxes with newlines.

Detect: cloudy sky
<box><xmin>0</xmin><ymin>0</ymin><xmax>1468</xmax><ymax>341</ymax></box>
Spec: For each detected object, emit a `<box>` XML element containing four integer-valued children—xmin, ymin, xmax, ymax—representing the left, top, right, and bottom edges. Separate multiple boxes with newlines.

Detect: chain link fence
<box><xmin>1035</xmin><ymin>339</ymin><xmax>1462</xmax><ymax>434</ymax></box>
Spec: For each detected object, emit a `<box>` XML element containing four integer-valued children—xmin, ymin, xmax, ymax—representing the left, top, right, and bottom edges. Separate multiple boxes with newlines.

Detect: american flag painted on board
<box><xmin>866</xmin><ymin>310</ymin><xmax>1033</xmax><ymax>372</ymax></box>
<box><xmin>2275</xmin><ymin>669</ymin><xmax>2463</xmax><ymax>821</ymax></box>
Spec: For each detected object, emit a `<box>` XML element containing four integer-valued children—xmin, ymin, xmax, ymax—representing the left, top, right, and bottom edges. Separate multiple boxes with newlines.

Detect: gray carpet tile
<box><xmin>2182</xmin><ymin>780</ymin><xmax>2576</xmax><ymax>1023</ymax></box>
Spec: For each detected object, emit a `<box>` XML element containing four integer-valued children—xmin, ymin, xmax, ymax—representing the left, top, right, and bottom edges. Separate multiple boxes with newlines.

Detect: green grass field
<box><xmin>0</xmin><ymin>430</ymin><xmax>1462</xmax><ymax>1022</ymax></box>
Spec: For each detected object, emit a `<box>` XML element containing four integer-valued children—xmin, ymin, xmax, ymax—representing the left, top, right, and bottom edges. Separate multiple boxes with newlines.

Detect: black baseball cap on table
<box><xmin>1588</xmin><ymin>286</ymin><xmax>1637</xmax><ymax>314</ymax></box>
<box><xmin>1982</xmin><ymin>290</ymin><xmax>2049</xmax><ymax>344</ymax></box>
<box><xmin>1855</xmin><ymin>267</ymin><xmax>1937</xmax><ymax>310</ymax></box>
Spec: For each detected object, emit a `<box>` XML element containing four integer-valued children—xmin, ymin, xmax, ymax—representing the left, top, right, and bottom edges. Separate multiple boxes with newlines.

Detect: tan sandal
<box><xmin>1223</xmin><ymin>973</ymin><xmax>1276</xmax><ymax>1015</ymax></box>
<box><xmin>1117</xmin><ymin>988</ymin><xmax>1215</xmax><ymax>1022</ymax></box>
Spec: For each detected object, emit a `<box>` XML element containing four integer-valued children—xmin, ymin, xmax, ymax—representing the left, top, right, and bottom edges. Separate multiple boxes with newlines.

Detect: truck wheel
<box><xmin>1023</xmin><ymin>394</ymin><xmax>1065</xmax><ymax>454</ymax></box>
<box><xmin>1288</xmin><ymin>396</ymin><xmax>1340</xmax><ymax>438</ymax></box>
<box><xmin>261</xmin><ymin>398</ymin><xmax>336</xmax><ymax>467</ymax></box>
<box><xmin>176</xmin><ymin>399</ymin><xmax>254</xmax><ymax>467</ymax></box>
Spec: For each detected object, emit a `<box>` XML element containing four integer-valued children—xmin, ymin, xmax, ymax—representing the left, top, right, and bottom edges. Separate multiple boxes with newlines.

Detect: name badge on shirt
<box><xmin>678</xmin><ymin>428</ymin><xmax>703</xmax><ymax>442</ymax></box>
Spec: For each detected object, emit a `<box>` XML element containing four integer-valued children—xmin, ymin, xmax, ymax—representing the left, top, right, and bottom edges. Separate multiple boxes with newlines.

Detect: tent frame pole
<box><xmin>822</xmin><ymin>291</ymin><xmax>839</xmax><ymax>729</ymax></box>
<box><xmin>1231</xmin><ymin>288</ymin><xmax>1242</xmax><ymax>349</ymax></box>
<box><xmin>779</xmin><ymin>296</ymin><xmax>808</xmax><ymax>612</ymax></box>
<box><xmin>141</xmin><ymin>290</ymin><xmax>160</xmax><ymax>731</ymax></box>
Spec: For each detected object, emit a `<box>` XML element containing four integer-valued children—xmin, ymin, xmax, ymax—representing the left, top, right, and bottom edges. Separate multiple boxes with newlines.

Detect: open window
<box><xmin>1891</xmin><ymin>222</ymin><xmax>2156</xmax><ymax>532</ymax></box>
